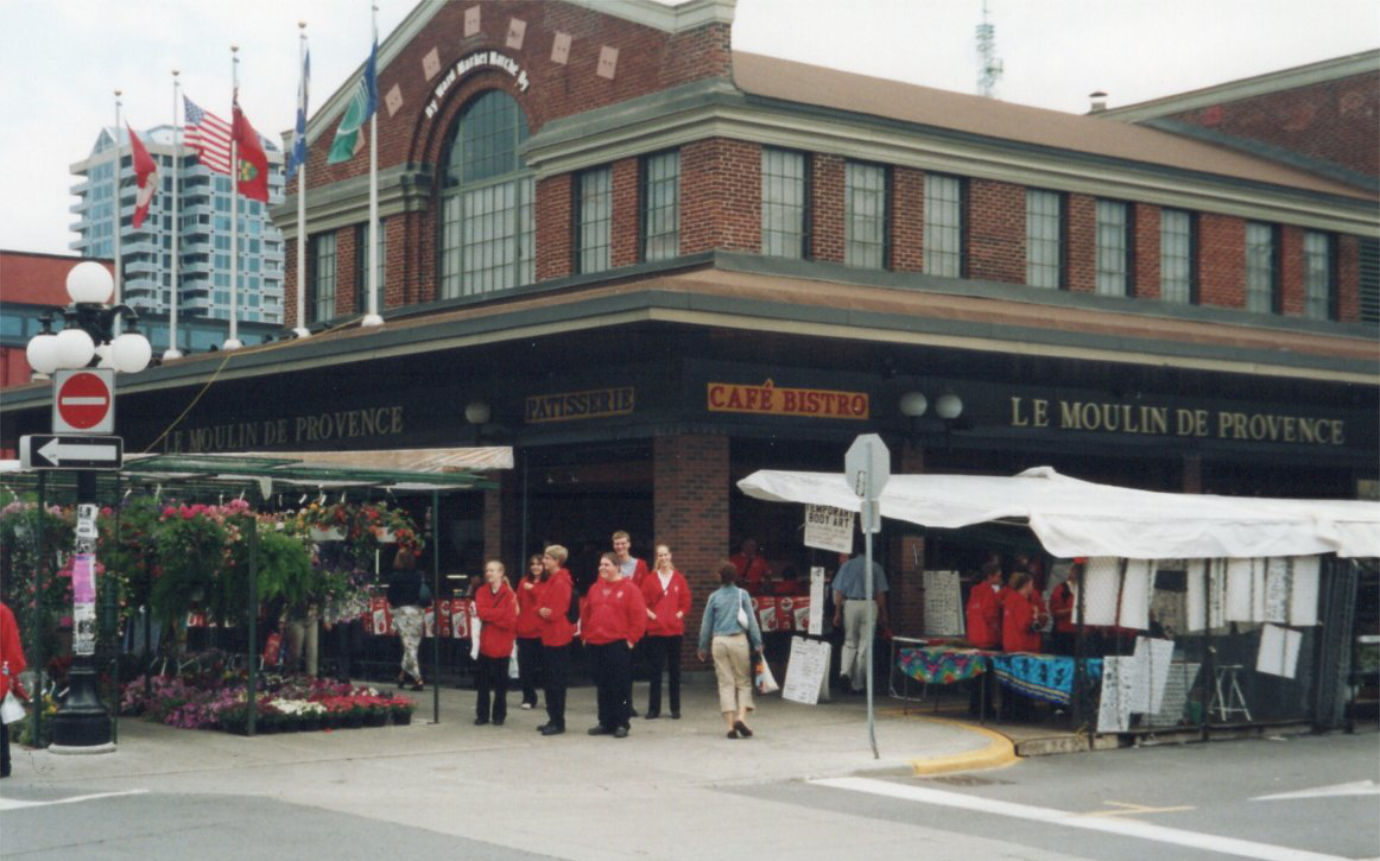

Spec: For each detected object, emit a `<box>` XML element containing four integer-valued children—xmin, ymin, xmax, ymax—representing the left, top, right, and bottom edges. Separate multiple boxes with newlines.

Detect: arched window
<box><xmin>439</xmin><ymin>90</ymin><xmax>534</xmax><ymax>298</ymax></box>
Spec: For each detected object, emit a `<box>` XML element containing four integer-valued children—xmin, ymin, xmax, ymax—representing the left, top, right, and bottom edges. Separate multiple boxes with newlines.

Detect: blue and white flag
<box><xmin>287</xmin><ymin>49</ymin><xmax>310</xmax><ymax>181</ymax></box>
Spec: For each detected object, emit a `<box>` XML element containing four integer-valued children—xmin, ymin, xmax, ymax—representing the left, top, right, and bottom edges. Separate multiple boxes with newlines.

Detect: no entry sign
<box><xmin>53</xmin><ymin>368</ymin><xmax>115</xmax><ymax>434</ymax></box>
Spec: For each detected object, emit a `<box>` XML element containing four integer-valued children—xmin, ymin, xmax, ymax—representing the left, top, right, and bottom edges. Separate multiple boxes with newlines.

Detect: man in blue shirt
<box><xmin>830</xmin><ymin>551</ymin><xmax>889</xmax><ymax>694</ymax></box>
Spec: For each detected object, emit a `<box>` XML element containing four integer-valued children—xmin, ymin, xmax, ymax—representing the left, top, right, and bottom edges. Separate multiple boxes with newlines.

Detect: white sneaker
<box><xmin>520</xmin><ymin>702</ymin><xmax>534</xmax><ymax>710</ymax></box>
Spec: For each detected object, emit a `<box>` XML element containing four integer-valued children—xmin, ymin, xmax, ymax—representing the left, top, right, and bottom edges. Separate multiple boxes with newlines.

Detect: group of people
<box><xmin>411</xmin><ymin>531</ymin><xmax>762</xmax><ymax>741</ymax></box>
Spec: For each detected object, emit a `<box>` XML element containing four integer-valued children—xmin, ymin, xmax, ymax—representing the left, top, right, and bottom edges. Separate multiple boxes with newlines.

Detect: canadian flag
<box><xmin>127</xmin><ymin>124</ymin><xmax>157</xmax><ymax>228</ymax></box>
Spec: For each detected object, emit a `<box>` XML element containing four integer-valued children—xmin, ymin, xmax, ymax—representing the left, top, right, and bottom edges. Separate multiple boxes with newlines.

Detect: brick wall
<box><xmin>892</xmin><ymin>167</ymin><xmax>925</xmax><ymax>272</ymax></box>
<box><xmin>1197</xmin><ymin>213</ymin><xmax>1246</xmax><ymax>309</ymax></box>
<box><xmin>1133</xmin><ymin>202</ymin><xmax>1160</xmax><ymax>299</ymax></box>
<box><xmin>610</xmin><ymin>157</ymin><xmax>641</xmax><ymax>267</ymax></box>
<box><xmin>653</xmin><ymin>433</ymin><xmax>729</xmax><ymax>669</ymax></box>
<box><xmin>967</xmin><ymin>178</ymin><xmax>1025</xmax><ymax>284</ymax></box>
<box><xmin>810</xmin><ymin>154</ymin><xmax>845</xmax><ymax>263</ymax></box>
<box><xmin>1162</xmin><ymin>71</ymin><xmax>1379</xmax><ymax>179</ymax></box>
<box><xmin>536</xmin><ymin>173</ymin><xmax>573</xmax><ymax>281</ymax></box>
<box><xmin>1279</xmin><ymin>225</ymin><xmax>1306</xmax><ymax>316</ymax></box>
<box><xmin>1066</xmin><ymin>193</ymin><xmax>1095</xmax><ymax>292</ymax></box>
<box><xmin>681</xmin><ymin>138</ymin><xmax>761</xmax><ymax>254</ymax></box>
<box><xmin>1337</xmin><ymin>233</ymin><xmax>1361</xmax><ymax>321</ymax></box>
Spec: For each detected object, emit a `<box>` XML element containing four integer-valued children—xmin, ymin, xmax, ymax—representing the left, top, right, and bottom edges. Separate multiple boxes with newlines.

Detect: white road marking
<box><xmin>0</xmin><ymin>789</ymin><xmax>148</xmax><ymax>812</ymax></box>
<box><xmin>811</xmin><ymin>776</ymin><xmax>1351</xmax><ymax>861</ymax></box>
<box><xmin>1253</xmin><ymin>780</ymin><xmax>1380</xmax><ymax>801</ymax></box>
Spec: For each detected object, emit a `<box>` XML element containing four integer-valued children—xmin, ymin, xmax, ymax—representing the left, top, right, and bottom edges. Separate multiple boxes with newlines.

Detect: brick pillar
<box><xmin>483</xmin><ymin>474</ymin><xmax>504</xmax><ymax>563</ymax></box>
<box><xmin>654</xmin><ymin>433</ymin><xmax>729</xmax><ymax>670</ymax></box>
<box><xmin>889</xmin><ymin>440</ymin><xmax>925</xmax><ymax>636</ymax></box>
<box><xmin>1182</xmin><ymin>454</ymin><xmax>1203</xmax><ymax>494</ymax></box>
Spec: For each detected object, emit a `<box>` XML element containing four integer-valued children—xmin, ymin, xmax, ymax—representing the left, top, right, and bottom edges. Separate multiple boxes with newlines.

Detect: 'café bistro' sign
<box><xmin>708</xmin><ymin>380</ymin><xmax>869</xmax><ymax>420</ymax></box>
<box><xmin>1009</xmin><ymin>396</ymin><xmax>1346</xmax><ymax>446</ymax></box>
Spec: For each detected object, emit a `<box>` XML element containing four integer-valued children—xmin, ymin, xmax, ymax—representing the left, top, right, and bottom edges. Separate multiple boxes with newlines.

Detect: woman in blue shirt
<box><xmin>697</xmin><ymin>561</ymin><xmax>764</xmax><ymax>738</ymax></box>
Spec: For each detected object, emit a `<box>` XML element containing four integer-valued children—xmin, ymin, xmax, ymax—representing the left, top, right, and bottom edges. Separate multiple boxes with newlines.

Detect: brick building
<box><xmin>3</xmin><ymin>1</ymin><xmax>1376</xmax><ymax>648</ymax></box>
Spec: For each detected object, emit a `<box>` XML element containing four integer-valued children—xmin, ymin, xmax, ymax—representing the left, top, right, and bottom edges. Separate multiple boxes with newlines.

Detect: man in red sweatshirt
<box><xmin>582</xmin><ymin>552</ymin><xmax>647</xmax><ymax>738</ymax></box>
<box><xmin>473</xmin><ymin>560</ymin><xmax>518</xmax><ymax>726</ymax></box>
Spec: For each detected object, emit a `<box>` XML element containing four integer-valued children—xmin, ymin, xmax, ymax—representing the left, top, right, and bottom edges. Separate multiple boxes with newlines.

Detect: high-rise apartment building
<box><xmin>68</xmin><ymin>125</ymin><xmax>286</xmax><ymax>325</ymax></box>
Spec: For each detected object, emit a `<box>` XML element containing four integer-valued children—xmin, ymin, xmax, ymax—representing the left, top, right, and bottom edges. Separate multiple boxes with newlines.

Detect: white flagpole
<box><xmin>225</xmin><ymin>45</ymin><xmax>242</xmax><ymax>350</ymax></box>
<box><xmin>361</xmin><ymin>4</ymin><xmax>383</xmax><ymax>328</ymax></box>
<box><xmin>294</xmin><ymin>21</ymin><xmax>310</xmax><ymax>339</ymax></box>
<box><xmin>113</xmin><ymin>89</ymin><xmax>123</xmax><ymax>306</ymax></box>
<box><xmin>166</xmin><ymin>69</ymin><xmax>184</xmax><ymax>359</ymax></box>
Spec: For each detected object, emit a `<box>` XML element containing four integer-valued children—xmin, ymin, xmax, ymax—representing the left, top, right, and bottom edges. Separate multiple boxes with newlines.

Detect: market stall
<box><xmin>738</xmin><ymin>466</ymin><xmax>1380</xmax><ymax>735</ymax></box>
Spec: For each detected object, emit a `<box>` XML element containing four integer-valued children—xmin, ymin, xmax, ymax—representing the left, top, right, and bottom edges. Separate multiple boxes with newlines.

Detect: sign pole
<box><xmin>846</xmin><ymin>433</ymin><xmax>889</xmax><ymax>761</ymax></box>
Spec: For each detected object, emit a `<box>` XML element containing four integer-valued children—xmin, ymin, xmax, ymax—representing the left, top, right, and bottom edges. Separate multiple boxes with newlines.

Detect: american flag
<box><xmin>183</xmin><ymin>96</ymin><xmax>232</xmax><ymax>175</ymax></box>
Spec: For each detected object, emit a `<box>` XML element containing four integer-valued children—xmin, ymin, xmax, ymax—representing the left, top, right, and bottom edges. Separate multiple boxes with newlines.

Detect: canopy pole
<box><xmin>431</xmin><ymin>489</ymin><xmax>440</xmax><ymax>725</ymax></box>
<box><xmin>246</xmin><ymin>516</ymin><xmax>258</xmax><ymax>736</ymax></box>
<box><xmin>864</xmin><ymin>528</ymin><xmax>878</xmax><ymax>759</ymax></box>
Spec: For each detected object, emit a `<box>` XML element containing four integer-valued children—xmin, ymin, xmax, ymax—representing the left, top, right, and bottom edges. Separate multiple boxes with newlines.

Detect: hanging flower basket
<box><xmin>310</xmin><ymin>526</ymin><xmax>346</xmax><ymax>542</ymax></box>
<box><xmin>373</xmin><ymin>526</ymin><xmax>397</xmax><ymax>543</ymax></box>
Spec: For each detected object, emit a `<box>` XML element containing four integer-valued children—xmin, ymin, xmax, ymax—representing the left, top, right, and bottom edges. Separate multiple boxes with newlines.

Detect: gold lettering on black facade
<box><xmin>170</xmin><ymin>406</ymin><xmax>405</xmax><ymax>453</ymax></box>
<box><xmin>1009</xmin><ymin>397</ymin><xmax>1344</xmax><ymax>446</ymax></box>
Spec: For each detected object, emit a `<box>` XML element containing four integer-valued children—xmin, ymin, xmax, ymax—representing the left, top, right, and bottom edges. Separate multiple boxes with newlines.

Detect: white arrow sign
<box><xmin>19</xmin><ymin>434</ymin><xmax>124</xmax><ymax>470</ymax></box>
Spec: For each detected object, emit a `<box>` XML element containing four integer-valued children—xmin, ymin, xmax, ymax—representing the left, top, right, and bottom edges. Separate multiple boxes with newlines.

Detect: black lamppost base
<box><xmin>49</xmin><ymin>662</ymin><xmax>113</xmax><ymax>749</ymax></box>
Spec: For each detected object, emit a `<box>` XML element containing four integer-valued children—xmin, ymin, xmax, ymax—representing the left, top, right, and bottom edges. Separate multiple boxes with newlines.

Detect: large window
<box><xmin>845</xmin><ymin>161</ymin><xmax>888</xmax><ymax>269</ymax></box>
<box><xmin>355</xmin><ymin>219</ymin><xmax>386</xmax><ymax>312</ymax></box>
<box><xmin>310</xmin><ymin>231</ymin><xmax>337</xmax><ymax>323</ymax></box>
<box><xmin>1303</xmin><ymin>231</ymin><xmax>1334</xmax><ymax>321</ymax></box>
<box><xmin>576</xmin><ymin>167</ymin><xmax>612</xmax><ymax>274</ymax></box>
<box><xmin>1160</xmin><ymin>209</ymin><xmax>1195</xmax><ymax>304</ymax></box>
<box><xmin>1026</xmin><ymin>189</ymin><xmax>1063</xmax><ymax>289</ymax></box>
<box><xmin>439</xmin><ymin>90</ymin><xmax>534</xmax><ymax>299</ymax></box>
<box><xmin>924</xmin><ymin>173</ymin><xmax>964</xmax><ymax>278</ymax></box>
<box><xmin>641</xmin><ymin>150</ymin><xmax>680</xmax><ymax>261</ymax></box>
<box><xmin>761</xmin><ymin>147</ymin><xmax>808</xmax><ymax>259</ymax></box>
<box><xmin>1095</xmin><ymin>200</ymin><xmax>1131</xmax><ymax>296</ymax></box>
<box><xmin>1245</xmin><ymin>222</ymin><xmax>1279</xmax><ymax>313</ymax></box>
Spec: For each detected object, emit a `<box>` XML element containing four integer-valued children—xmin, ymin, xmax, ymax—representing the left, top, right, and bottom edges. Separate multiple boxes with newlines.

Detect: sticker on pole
<box><xmin>53</xmin><ymin>368</ymin><xmax>115</xmax><ymax>434</ymax></box>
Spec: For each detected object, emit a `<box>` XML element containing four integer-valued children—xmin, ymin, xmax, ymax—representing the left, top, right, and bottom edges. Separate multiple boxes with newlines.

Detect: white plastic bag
<box><xmin>508</xmin><ymin>643</ymin><xmax>520</xmax><ymax>680</ymax></box>
<box><xmin>755</xmin><ymin>657</ymin><xmax>779</xmax><ymax>695</ymax></box>
<box><xmin>0</xmin><ymin>691</ymin><xmax>25</xmax><ymax>725</ymax></box>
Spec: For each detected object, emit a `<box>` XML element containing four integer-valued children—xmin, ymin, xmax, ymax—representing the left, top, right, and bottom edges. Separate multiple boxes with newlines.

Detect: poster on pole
<box><xmin>782</xmin><ymin>636</ymin><xmax>832</xmax><ymax>705</ymax></box>
<box><xmin>1097</xmin><ymin>655</ymin><xmax>1137</xmax><ymax>733</ymax></box>
<box><xmin>921</xmin><ymin>570</ymin><xmax>964</xmax><ymax>637</ymax></box>
<box><xmin>804</xmin><ymin>505</ymin><xmax>855</xmax><ymax>554</ymax></box>
<box><xmin>1129</xmin><ymin>636</ymin><xmax>1175</xmax><ymax>713</ymax></box>
<box><xmin>1289</xmin><ymin>556</ymin><xmax>1320</xmax><ymax>626</ymax></box>
<box><xmin>1257</xmin><ymin>623</ymin><xmax>1302</xmax><ymax>679</ymax></box>
<box><xmin>808</xmin><ymin>566</ymin><xmax>825</xmax><ymax>635</ymax></box>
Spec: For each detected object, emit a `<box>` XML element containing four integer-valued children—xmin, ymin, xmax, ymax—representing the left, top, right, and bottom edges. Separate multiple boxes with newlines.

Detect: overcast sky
<box><xmin>2</xmin><ymin>0</ymin><xmax>1375</xmax><ymax>257</ymax></box>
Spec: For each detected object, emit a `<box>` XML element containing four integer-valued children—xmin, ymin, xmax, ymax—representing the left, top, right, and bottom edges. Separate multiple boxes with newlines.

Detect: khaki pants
<box><xmin>840</xmin><ymin>599</ymin><xmax>875</xmax><ymax>689</ymax></box>
<box><xmin>711</xmin><ymin>634</ymin><xmax>753</xmax><ymax>714</ymax></box>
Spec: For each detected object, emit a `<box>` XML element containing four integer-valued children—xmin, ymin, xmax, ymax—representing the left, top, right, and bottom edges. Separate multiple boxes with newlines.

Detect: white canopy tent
<box><xmin>737</xmin><ymin>466</ymin><xmax>1380</xmax><ymax>560</ymax></box>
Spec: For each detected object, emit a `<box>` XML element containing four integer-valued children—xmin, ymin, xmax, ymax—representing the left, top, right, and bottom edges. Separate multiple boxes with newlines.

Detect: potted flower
<box><xmin>388</xmin><ymin>696</ymin><xmax>415</xmax><ymax>726</ymax></box>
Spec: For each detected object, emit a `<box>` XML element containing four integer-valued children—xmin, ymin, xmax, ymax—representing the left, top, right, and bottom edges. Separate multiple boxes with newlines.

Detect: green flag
<box><xmin>327</xmin><ymin>40</ymin><xmax>377</xmax><ymax>164</ymax></box>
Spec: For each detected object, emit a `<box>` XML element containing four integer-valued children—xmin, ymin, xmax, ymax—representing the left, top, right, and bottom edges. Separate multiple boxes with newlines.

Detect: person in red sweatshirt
<box><xmin>1001</xmin><ymin>572</ymin><xmax>1042</xmax><ymax>654</ymax></box>
<box><xmin>473</xmin><ymin>560</ymin><xmax>518</xmax><ymax>726</ymax></box>
<box><xmin>536</xmin><ymin>545</ymin><xmax>576</xmax><ymax>736</ymax></box>
<box><xmin>582</xmin><ymin>552</ymin><xmax>648</xmax><ymax>738</ymax></box>
<box><xmin>1</xmin><ymin>599</ymin><xmax>26</xmax><ymax>779</ymax></box>
<box><xmin>965</xmin><ymin>561</ymin><xmax>1003</xmax><ymax>717</ymax></box>
<box><xmin>514</xmin><ymin>554</ymin><xmax>546</xmax><ymax>710</ymax></box>
<box><xmin>640</xmin><ymin>543</ymin><xmax>692</xmax><ymax>719</ymax></box>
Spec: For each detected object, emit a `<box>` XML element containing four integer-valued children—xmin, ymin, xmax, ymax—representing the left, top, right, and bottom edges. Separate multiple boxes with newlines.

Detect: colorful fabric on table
<box><xmin>897</xmin><ymin>646</ymin><xmax>989</xmax><ymax>684</ymax></box>
<box><xmin>989</xmin><ymin>653</ymin><xmax>1104</xmax><ymax>706</ymax></box>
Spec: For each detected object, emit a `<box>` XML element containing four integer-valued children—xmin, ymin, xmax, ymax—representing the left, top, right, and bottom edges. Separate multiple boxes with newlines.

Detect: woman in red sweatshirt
<box><xmin>473</xmin><ymin>560</ymin><xmax>518</xmax><ymax>726</ymax></box>
<box><xmin>515</xmin><ymin>554</ymin><xmax>546</xmax><ymax>710</ymax></box>
<box><xmin>640</xmin><ymin>543</ymin><xmax>692</xmax><ymax>719</ymax></box>
<box><xmin>1001</xmin><ymin>572</ymin><xmax>1042</xmax><ymax>654</ymax></box>
<box><xmin>582</xmin><ymin>552</ymin><xmax>647</xmax><ymax>738</ymax></box>
<box><xmin>536</xmin><ymin>545</ymin><xmax>575</xmax><ymax>736</ymax></box>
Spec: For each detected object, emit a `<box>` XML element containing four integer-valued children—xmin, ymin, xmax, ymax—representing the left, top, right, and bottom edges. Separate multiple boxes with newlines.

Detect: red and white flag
<box><xmin>183</xmin><ymin>95</ymin><xmax>232</xmax><ymax>174</ymax></box>
<box><xmin>127</xmin><ymin>123</ymin><xmax>157</xmax><ymax>228</ymax></box>
<box><xmin>232</xmin><ymin>96</ymin><xmax>269</xmax><ymax>203</ymax></box>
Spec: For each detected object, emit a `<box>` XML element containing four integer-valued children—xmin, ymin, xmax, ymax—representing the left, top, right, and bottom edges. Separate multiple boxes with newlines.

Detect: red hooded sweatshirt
<box><xmin>641</xmin><ymin>569</ymin><xmax>692</xmax><ymax>637</ymax></box>
<box><xmin>515</xmin><ymin>574</ymin><xmax>544</xmax><ymax>639</ymax></box>
<box><xmin>538</xmin><ymin>568</ymin><xmax>576</xmax><ymax>648</ymax></box>
<box><xmin>475</xmin><ymin>581</ymin><xmax>518</xmax><ymax>658</ymax></box>
<box><xmin>581</xmin><ymin>576</ymin><xmax>648</xmax><ymax>646</ymax></box>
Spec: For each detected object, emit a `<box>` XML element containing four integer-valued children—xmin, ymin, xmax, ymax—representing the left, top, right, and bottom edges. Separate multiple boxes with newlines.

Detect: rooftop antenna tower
<box><xmin>976</xmin><ymin>0</ymin><xmax>1003</xmax><ymax>98</ymax></box>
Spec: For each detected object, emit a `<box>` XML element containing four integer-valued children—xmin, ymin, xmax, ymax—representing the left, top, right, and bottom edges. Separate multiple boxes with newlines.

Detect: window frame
<box><xmin>639</xmin><ymin>149</ymin><xmax>681</xmax><ymax>263</ymax></box>
<box><xmin>308</xmin><ymin>230</ymin><xmax>337</xmax><ymax>325</ymax></box>
<box><xmin>1159</xmin><ymin>208</ymin><xmax>1198</xmax><ymax>304</ymax></box>
<box><xmin>844</xmin><ymin>160</ymin><xmax>891</xmax><ymax>270</ymax></box>
<box><xmin>1245</xmin><ymin>221</ymin><xmax>1281</xmax><ymax>314</ymax></box>
<box><xmin>1095</xmin><ymin>199</ymin><xmax>1133</xmax><ymax>297</ymax></box>
<box><xmin>923</xmin><ymin>172</ymin><xmax>967</xmax><ymax>279</ymax></box>
<box><xmin>574</xmin><ymin>165</ymin><xmax>613</xmax><ymax>275</ymax></box>
<box><xmin>760</xmin><ymin>146</ymin><xmax>811</xmax><ymax>260</ymax></box>
<box><xmin>1025</xmin><ymin>188</ymin><xmax>1066</xmax><ymax>289</ymax></box>
<box><xmin>1302</xmin><ymin>230</ymin><xmax>1336</xmax><ymax>321</ymax></box>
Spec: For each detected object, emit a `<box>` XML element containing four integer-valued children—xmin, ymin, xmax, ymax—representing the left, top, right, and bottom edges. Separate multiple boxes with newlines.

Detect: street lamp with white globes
<box><xmin>25</xmin><ymin>261</ymin><xmax>152</xmax><ymax>377</ymax></box>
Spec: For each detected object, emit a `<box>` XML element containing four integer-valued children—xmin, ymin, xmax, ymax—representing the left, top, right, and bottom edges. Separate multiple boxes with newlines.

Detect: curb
<box><xmin>905</xmin><ymin>717</ymin><xmax>1019</xmax><ymax>776</ymax></box>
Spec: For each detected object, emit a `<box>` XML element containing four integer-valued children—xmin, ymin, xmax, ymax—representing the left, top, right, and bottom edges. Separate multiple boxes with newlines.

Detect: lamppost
<box><xmin>24</xmin><ymin>261</ymin><xmax>151</xmax><ymax>752</ymax></box>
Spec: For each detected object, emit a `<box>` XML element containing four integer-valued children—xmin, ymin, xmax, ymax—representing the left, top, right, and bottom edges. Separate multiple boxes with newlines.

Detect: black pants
<box><xmin>0</xmin><ymin>720</ymin><xmax>10</xmax><ymax>777</ymax></box>
<box><xmin>543</xmin><ymin>644</ymin><xmax>570</xmax><ymax>729</ymax></box>
<box><xmin>474</xmin><ymin>654</ymin><xmax>509</xmax><ymax>723</ymax></box>
<box><xmin>644</xmin><ymin>634</ymin><xmax>682</xmax><ymax>716</ymax></box>
<box><xmin>329</xmin><ymin>619</ymin><xmax>363</xmax><ymax>680</ymax></box>
<box><xmin>589</xmin><ymin>641</ymin><xmax>633</xmax><ymax>730</ymax></box>
<box><xmin>516</xmin><ymin>637</ymin><xmax>543</xmax><ymax>706</ymax></box>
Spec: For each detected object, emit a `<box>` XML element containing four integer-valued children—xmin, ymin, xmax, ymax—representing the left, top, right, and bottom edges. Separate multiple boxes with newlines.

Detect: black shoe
<box><xmin>474</xmin><ymin>717</ymin><xmax>489</xmax><ymax>726</ymax></box>
<box><xmin>540</xmin><ymin>724</ymin><xmax>565</xmax><ymax>736</ymax></box>
<box><xmin>536</xmin><ymin>723</ymin><xmax>551</xmax><ymax>733</ymax></box>
<box><xmin>588</xmin><ymin>725</ymin><xmax>613</xmax><ymax>736</ymax></box>
<box><xmin>733</xmin><ymin>720</ymin><xmax>753</xmax><ymax>738</ymax></box>
<box><xmin>628</xmin><ymin>706</ymin><xmax>639</xmax><ymax>717</ymax></box>
<box><xmin>644</xmin><ymin>711</ymin><xmax>660</xmax><ymax>720</ymax></box>
<box><xmin>492</xmin><ymin>718</ymin><xmax>505</xmax><ymax>726</ymax></box>
<box><xmin>670</xmin><ymin>711</ymin><xmax>681</xmax><ymax>720</ymax></box>
<box><xmin>613</xmin><ymin>726</ymin><xmax>629</xmax><ymax>739</ymax></box>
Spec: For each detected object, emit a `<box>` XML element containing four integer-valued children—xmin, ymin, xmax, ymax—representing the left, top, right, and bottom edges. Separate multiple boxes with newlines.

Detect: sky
<box><xmin>1</xmin><ymin>0</ymin><xmax>1375</xmax><ymax>258</ymax></box>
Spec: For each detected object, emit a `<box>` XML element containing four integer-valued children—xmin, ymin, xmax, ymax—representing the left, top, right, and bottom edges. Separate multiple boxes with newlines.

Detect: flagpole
<box><xmin>113</xmin><ymin>90</ymin><xmax>123</xmax><ymax>307</ymax></box>
<box><xmin>165</xmin><ymin>69</ymin><xmax>184</xmax><ymax>359</ymax></box>
<box><xmin>225</xmin><ymin>45</ymin><xmax>242</xmax><ymax>350</ymax></box>
<box><xmin>294</xmin><ymin>21</ymin><xmax>311</xmax><ymax>339</ymax></box>
<box><xmin>362</xmin><ymin>4</ymin><xmax>383</xmax><ymax>328</ymax></box>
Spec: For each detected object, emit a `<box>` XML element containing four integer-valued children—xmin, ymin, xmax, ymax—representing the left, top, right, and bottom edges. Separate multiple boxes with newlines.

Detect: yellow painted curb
<box><xmin>905</xmin><ymin>716</ymin><xmax>1019</xmax><ymax>776</ymax></box>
